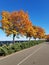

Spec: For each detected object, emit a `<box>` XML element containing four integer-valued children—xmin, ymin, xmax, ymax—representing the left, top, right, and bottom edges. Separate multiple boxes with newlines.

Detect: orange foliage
<box><xmin>0</xmin><ymin>10</ymin><xmax>46</xmax><ymax>40</ymax></box>
<box><xmin>1</xmin><ymin>10</ymin><xmax>33</xmax><ymax>37</ymax></box>
<box><xmin>45</xmin><ymin>34</ymin><xmax>49</xmax><ymax>40</ymax></box>
<box><xmin>33</xmin><ymin>26</ymin><xmax>45</xmax><ymax>39</ymax></box>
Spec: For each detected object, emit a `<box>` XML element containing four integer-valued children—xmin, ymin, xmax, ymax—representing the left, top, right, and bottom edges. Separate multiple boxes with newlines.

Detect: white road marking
<box><xmin>17</xmin><ymin>46</ymin><xmax>43</xmax><ymax>65</ymax></box>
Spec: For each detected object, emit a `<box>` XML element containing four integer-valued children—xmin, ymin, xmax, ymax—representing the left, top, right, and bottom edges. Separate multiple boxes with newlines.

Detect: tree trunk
<box><xmin>28</xmin><ymin>37</ymin><xmax>30</xmax><ymax>47</ymax></box>
<box><xmin>29</xmin><ymin>37</ymin><xmax>30</xmax><ymax>41</ymax></box>
<box><xmin>13</xmin><ymin>34</ymin><xmax>15</xmax><ymax>44</ymax></box>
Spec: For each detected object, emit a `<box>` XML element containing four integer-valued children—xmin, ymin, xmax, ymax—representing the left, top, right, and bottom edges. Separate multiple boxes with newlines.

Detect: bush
<box><xmin>0</xmin><ymin>40</ymin><xmax>45</xmax><ymax>56</ymax></box>
<box><xmin>29</xmin><ymin>41</ymin><xmax>35</xmax><ymax>46</ymax></box>
<box><xmin>7</xmin><ymin>45</ymin><xmax>15</xmax><ymax>54</ymax></box>
<box><xmin>0</xmin><ymin>47</ymin><xmax>4</xmax><ymax>56</ymax></box>
<box><xmin>9</xmin><ymin>43</ymin><xmax>21</xmax><ymax>52</ymax></box>
<box><xmin>20</xmin><ymin>42</ymin><xmax>29</xmax><ymax>49</ymax></box>
<box><xmin>0</xmin><ymin>46</ymin><xmax>8</xmax><ymax>56</ymax></box>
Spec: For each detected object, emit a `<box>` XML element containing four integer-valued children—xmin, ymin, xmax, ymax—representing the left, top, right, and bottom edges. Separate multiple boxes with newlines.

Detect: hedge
<box><xmin>0</xmin><ymin>40</ymin><xmax>45</xmax><ymax>56</ymax></box>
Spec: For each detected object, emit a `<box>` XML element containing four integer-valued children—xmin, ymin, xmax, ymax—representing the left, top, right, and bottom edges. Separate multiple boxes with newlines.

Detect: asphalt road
<box><xmin>0</xmin><ymin>42</ymin><xmax>49</xmax><ymax>65</ymax></box>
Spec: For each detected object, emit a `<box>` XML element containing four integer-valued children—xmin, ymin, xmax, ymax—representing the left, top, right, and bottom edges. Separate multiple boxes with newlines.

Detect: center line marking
<box><xmin>17</xmin><ymin>46</ymin><xmax>43</xmax><ymax>65</ymax></box>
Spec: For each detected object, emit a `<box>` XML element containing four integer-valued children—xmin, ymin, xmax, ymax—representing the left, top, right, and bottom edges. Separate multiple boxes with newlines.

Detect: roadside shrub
<box><xmin>20</xmin><ymin>42</ymin><xmax>29</xmax><ymax>49</ymax></box>
<box><xmin>29</xmin><ymin>41</ymin><xmax>34</xmax><ymax>46</ymax></box>
<box><xmin>7</xmin><ymin>45</ymin><xmax>15</xmax><ymax>54</ymax></box>
<box><xmin>0</xmin><ymin>40</ymin><xmax>45</xmax><ymax>56</ymax></box>
<box><xmin>9</xmin><ymin>43</ymin><xmax>21</xmax><ymax>52</ymax></box>
<box><xmin>0</xmin><ymin>46</ymin><xmax>8</xmax><ymax>56</ymax></box>
<box><xmin>0</xmin><ymin>47</ymin><xmax>4</xmax><ymax>56</ymax></box>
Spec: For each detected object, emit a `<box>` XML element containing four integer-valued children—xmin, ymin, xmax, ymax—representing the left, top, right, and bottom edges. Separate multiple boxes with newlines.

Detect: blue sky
<box><xmin>0</xmin><ymin>0</ymin><xmax>49</xmax><ymax>41</ymax></box>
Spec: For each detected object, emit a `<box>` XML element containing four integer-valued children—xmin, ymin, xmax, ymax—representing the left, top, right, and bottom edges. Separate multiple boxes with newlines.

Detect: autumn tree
<box><xmin>0</xmin><ymin>10</ymin><xmax>46</xmax><ymax>44</ymax></box>
<box><xmin>32</xmin><ymin>26</ymin><xmax>38</xmax><ymax>39</ymax></box>
<box><xmin>37</xmin><ymin>27</ymin><xmax>45</xmax><ymax>39</ymax></box>
<box><xmin>45</xmin><ymin>34</ymin><xmax>49</xmax><ymax>41</ymax></box>
<box><xmin>33</xmin><ymin>26</ymin><xmax>45</xmax><ymax>40</ymax></box>
<box><xmin>26</xmin><ymin>25</ymin><xmax>36</xmax><ymax>41</ymax></box>
<box><xmin>0</xmin><ymin>10</ymin><xmax>33</xmax><ymax>44</ymax></box>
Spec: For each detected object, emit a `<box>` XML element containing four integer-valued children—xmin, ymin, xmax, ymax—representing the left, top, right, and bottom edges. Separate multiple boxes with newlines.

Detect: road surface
<box><xmin>0</xmin><ymin>42</ymin><xmax>49</xmax><ymax>65</ymax></box>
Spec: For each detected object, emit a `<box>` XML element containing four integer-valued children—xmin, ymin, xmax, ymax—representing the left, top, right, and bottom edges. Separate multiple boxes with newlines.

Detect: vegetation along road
<box><xmin>0</xmin><ymin>42</ymin><xmax>49</xmax><ymax>65</ymax></box>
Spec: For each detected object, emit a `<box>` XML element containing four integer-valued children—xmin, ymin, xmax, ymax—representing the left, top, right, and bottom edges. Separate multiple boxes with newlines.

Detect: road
<box><xmin>0</xmin><ymin>42</ymin><xmax>49</xmax><ymax>65</ymax></box>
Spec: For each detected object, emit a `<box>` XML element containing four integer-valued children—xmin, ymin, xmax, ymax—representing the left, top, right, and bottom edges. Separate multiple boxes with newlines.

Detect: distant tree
<box><xmin>45</xmin><ymin>34</ymin><xmax>49</xmax><ymax>41</ymax></box>
<box><xmin>33</xmin><ymin>26</ymin><xmax>45</xmax><ymax>40</ymax></box>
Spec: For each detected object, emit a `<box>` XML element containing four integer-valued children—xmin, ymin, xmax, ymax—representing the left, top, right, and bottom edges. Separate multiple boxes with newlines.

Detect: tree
<box><xmin>32</xmin><ymin>26</ymin><xmax>38</xmax><ymax>39</ymax></box>
<box><xmin>33</xmin><ymin>26</ymin><xmax>45</xmax><ymax>40</ymax></box>
<box><xmin>37</xmin><ymin>27</ymin><xmax>45</xmax><ymax>39</ymax></box>
<box><xmin>26</xmin><ymin>26</ymin><xmax>36</xmax><ymax>41</ymax></box>
<box><xmin>45</xmin><ymin>34</ymin><xmax>49</xmax><ymax>41</ymax></box>
<box><xmin>0</xmin><ymin>10</ymin><xmax>33</xmax><ymax>44</ymax></box>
